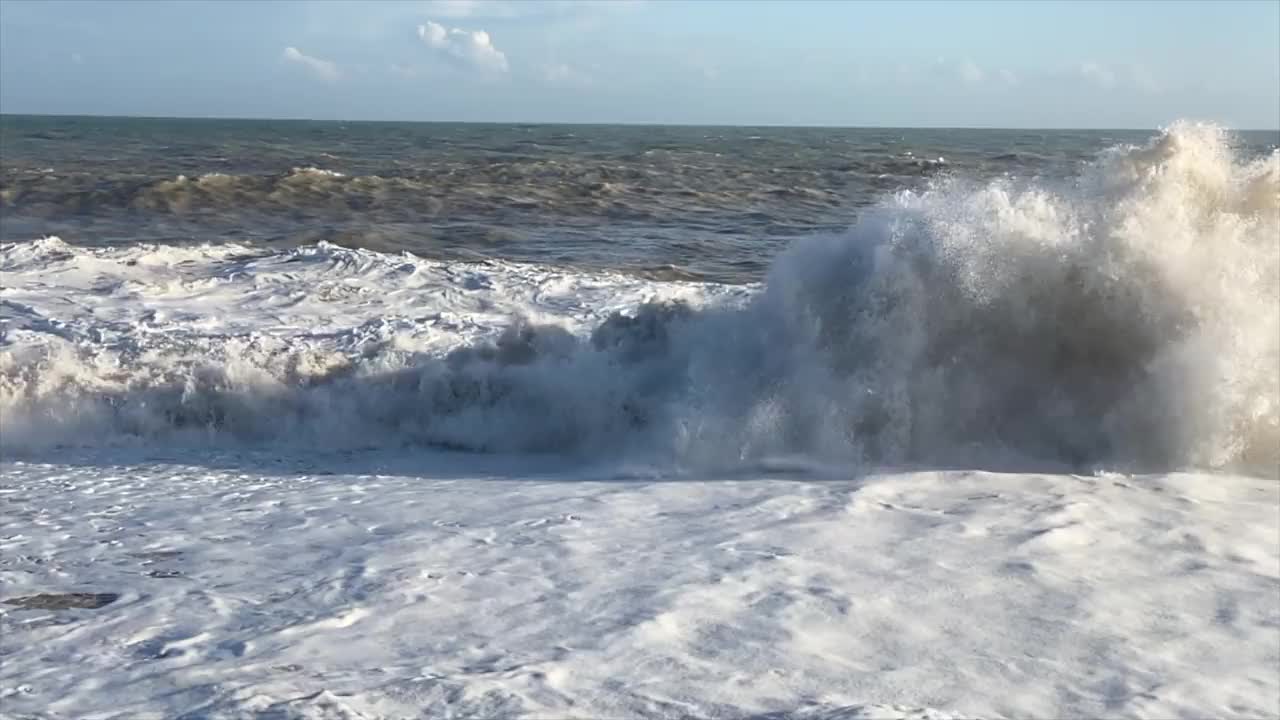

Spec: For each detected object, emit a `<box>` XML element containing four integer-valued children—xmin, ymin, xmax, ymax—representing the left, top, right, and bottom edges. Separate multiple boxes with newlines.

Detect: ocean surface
<box><xmin>1</xmin><ymin>116</ymin><xmax>1278</xmax><ymax>474</ymax></box>
<box><xmin>2</xmin><ymin>116</ymin><xmax>1279</xmax><ymax>720</ymax></box>
<box><xmin>4</xmin><ymin>115</ymin><xmax>1274</xmax><ymax>282</ymax></box>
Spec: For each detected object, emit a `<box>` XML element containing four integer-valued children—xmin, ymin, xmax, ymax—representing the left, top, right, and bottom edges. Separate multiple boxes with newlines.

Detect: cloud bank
<box><xmin>283</xmin><ymin>46</ymin><xmax>339</xmax><ymax>82</ymax></box>
<box><xmin>1077</xmin><ymin>61</ymin><xmax>1161</xmax><ymax>93</ymax></box>
<box><xmin>958</xmin><ymin>59</ymin><xmax>984</xmax><ymax>85</ymax></box>
<box><xmin>1079</xmin><ymin>61</ymin><xmax>1118</xmax><ymax>89</ymax></box>
<box><xmin>927</xmin><ymin>57</ymin><xmax>1017</xmax><ymax>87</ymax></box>
<box><xmin>417</xmin><ymin>21</ymin><xmax>509</xmax><ymax>72</ymax></box>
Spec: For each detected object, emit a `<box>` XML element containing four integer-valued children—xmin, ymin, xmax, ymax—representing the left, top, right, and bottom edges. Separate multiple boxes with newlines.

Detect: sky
<box><xmin>0</xmin><ymin>0</ymin><xmax>1277</xmax><ymax>129</ymax></box>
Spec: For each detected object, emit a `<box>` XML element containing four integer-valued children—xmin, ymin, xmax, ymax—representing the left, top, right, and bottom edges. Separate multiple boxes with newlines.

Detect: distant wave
<box><xmin>2</xmin><ymin>122</ymin><xmax>1276</xmax><ymax>476</ymax></box>
<box><xmin>0</xmin><ymin>161</ymin><xmax>904</xmax><ymax>219</ymax></box>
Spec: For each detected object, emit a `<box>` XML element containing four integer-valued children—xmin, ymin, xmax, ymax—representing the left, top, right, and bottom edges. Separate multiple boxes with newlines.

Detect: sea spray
<box><xmin>2</xmin><ymin>123</ymin><xmax>1276</xmax><ymax>475</ymax></box>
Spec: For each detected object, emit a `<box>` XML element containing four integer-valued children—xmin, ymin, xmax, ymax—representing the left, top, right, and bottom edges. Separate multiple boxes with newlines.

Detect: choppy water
<box><xmin>2</xmin><ymin>117</ymin><xmax>1278</xmax><ymax>475</ymax></box>
<box><xmin>7</xmin><ymin>116</ymin><xmax>1273</xmax><ymax>282</ymax></box>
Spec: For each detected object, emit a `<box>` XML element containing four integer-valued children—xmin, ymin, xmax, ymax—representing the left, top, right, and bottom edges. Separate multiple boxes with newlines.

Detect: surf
<box><xmin>1</xmin><ymin>122</ymin><xmax>1276</xmax><ymax>476</ymax></box>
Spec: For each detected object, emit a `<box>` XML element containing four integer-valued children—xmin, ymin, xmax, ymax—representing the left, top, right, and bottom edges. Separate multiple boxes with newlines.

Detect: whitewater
<box><xmin>1</xmin><ymin>123</ymin><xmax>1277</xmax><ymax>719</ymax></box>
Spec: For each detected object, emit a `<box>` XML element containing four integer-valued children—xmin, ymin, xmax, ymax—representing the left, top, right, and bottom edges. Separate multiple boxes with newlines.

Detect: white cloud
<box><xmin>932</xmin><ymin>56</ymin><xmax>985</xmax><ymax>85</ymax></box>
<box><xmin>1077</xmin><ymin>61</ymin><xmax>1158</xmax><ymax>92</ymax></box>
<box><xmin>420</xmin><ymin>20</ymin><xmax>449</xmax><ymax>47</ymax></box>
<box><xmin>417</xmin><ymin>20</ymin><xmax>509</xmax><ymax>72</ymax></box>
<box><xmin>997</xmin><ymin>68</ymin><xmax>1019</xmax><ymax>86</ymax></box>
<box><xmin>1079</xmin><ymin>61</ymin><xmax>1117</xmax><ymax>89</ymax></box>
<box><xmin>283</xmin><ymin>46</ymin><xmax>339</xmax><ymax>82</ymax></box>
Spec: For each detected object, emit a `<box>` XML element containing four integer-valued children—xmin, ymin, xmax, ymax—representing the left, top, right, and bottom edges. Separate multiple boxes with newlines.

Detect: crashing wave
<box><xmin>1</xmin><ymin>122</ymin><xmax>1276</xmax><ymax>475</ymax></box>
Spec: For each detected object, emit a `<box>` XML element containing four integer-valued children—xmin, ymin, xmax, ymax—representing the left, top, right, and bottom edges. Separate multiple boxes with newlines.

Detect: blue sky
<box><xmin>1</xmin><ymin>0</ymin><xmax>1276</xmax><ymax>128</ymax></box>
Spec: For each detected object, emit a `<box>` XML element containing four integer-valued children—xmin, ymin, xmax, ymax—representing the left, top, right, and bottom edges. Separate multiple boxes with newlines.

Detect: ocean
<box><xmin>2</xmin><ymin>115</ymin><xmax>1276</xmax><ymax>472</ymax></box>
<box><xmin>1</xmin><ymin>116</ymin><xmax>1278</xmax><ymax>719</ymax></box>
<box><xmin>5</xmin><ymin>115</ymin><xmax>1274</xmax><ymax>283</ymax></box>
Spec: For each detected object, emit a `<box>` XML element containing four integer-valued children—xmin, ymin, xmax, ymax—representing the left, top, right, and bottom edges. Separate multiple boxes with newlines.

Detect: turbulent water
<box><xmin>1</xmin><ymin>117</ymin><xmax>1277</xmax><ymax>476</ymax></box>
<box><xmin>5</xmin><ymin>116</ymin><xmax>1234</xmax><ymax>283</ymax></box>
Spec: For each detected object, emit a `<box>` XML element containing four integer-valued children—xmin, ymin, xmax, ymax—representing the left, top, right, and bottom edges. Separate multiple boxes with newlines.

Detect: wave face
<box><xmin>2</xmin><ymin>123</ymin><xmax>1277</xmax><ymax>475</ymax></box>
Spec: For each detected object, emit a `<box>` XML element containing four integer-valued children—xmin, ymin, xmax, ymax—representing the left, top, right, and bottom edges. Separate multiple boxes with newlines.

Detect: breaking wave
<box><xmin>2</xmin><ymin>122</ymin><xmax>1276</xmax><ymax>475</ymax></box>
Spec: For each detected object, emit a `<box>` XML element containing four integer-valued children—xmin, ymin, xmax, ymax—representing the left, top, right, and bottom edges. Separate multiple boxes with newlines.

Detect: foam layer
<box><xmin>2</xmin><ymin>122</ymin><xmax>1276</xmax><ymax>475</ymax></box>
<box><xmin>5</xmin><ymin>458</ymin><xmax>1276</xmax><ymax>718</ymax></box>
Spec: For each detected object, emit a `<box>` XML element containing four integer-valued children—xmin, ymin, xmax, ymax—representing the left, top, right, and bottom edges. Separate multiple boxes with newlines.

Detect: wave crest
<box><xmin>2</xmin><ymin>122</ymin><xmax>1276</xmax><ymax>475</ymax></box>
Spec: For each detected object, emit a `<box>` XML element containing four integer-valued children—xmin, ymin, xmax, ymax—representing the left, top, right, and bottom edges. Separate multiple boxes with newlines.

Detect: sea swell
<box><xmin>1</xmin><ymin>122</ymin><xmax>1276</xmax><ymax>476</ymax></box>
<box><xmin>0</xmin><ymin>162</ymin><xmax>881</xmax><ymax>221</ymax></box>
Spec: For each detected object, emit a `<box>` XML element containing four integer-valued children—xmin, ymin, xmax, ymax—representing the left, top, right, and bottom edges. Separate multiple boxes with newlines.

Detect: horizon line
<box><xmin>3</xmin><ymin>111</ymin><xmax>1277</xmax><ymax>134</ymax></box>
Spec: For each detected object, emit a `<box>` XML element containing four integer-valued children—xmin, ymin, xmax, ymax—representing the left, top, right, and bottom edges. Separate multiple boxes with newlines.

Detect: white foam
<box><xmin>1</xmin><ymin>122</ymin><xmax>1275</xmax><ymax>475</ymax></box>
<box><xmin>0</xmin><ymin>456</ymin><xmax>1274</xmax><ymax>718</ymax></box>
<box><xmin>2</xmin><ymin>122</ymin><xmax>1278</xmax><ymax>719</ymax></box>
<box><xmin>0</xmin><ymin>238</ymin><xmax>745</xmax><ymax>453</ymax></box>
<box><xmin>288</xmin><ymin>166</ymin><xmax>346</xmax><ymax>178</ymax></box>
